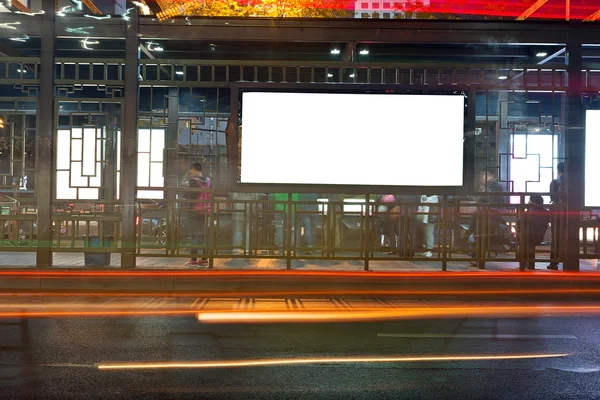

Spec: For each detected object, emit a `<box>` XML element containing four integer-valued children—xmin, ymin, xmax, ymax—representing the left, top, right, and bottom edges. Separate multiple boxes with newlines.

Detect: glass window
<box><xmin>372</xmin><ymin>2</ymin><xmax>380</xmax><ymax>9</ymax></box>
<box><xmin>383</xmin><ymin>2</ymin><xmax>391</xmax><ymax>9</ymax></box>
<box><xmin>361</xmin><ymin>2</ymin><xmax>368</xmax><ymax>8</ymax></box>
<box><xmin>383</xmin><ymin>12</ymin><xmax>390</xmax><ymax>18</ymax></box>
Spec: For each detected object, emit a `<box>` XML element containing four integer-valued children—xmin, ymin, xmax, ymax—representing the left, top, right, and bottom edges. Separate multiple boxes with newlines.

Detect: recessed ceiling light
<box><xmin>330</xmin><ymin>48</ymin><xmax>340</xmax><ymax>55</ymax></box>
<box><xmin>536</xmin><ymin>52</ymin><xmax>548</xmax><ymax>57</ymax></box>
<box><xmin>498</xmin><ymin>76</ymin><xmax>508</xmax><ymax>80</ymax></box>
<box><xmin>176</xmin><ymin>71</ymin><xmax>184</xmax><ymax>75</ymax></box>
<box><xmin>359</xmin><ymin>49</ymin><xmax>369</xmax><ymax>55</ymax></box>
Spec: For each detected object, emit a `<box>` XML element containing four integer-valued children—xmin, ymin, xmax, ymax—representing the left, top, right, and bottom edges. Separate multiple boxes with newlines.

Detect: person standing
<box><xmin>378</xmin><ymin>194</ymin><xmax>398</xmax><ymax>255</ymax></box>
<box><xmin>523</xmin><ymin>195</ymin><xmax>550</xmax><ymax>271</ymax></box>
<box><xmin>548</xmin><ymin>162</ymin><xmax>565</xmax><ymax>270</ymax></box>
<box><xmin>184</xmin><ymin>162</ymin><xmax>211</xmax><ymax>267</ymax></box>
<box><xmin>415</xmin><ymin>195</ymin><xmax>439</xmax><ymax>258</ymax></box>
<box><xmin>296</xmin><ymin>193</ymin><xmax>318</xmax><ymax>254</ymax></box>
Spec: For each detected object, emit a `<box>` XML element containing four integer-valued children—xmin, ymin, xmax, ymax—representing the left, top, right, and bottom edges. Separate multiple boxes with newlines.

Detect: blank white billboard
<box><xmin>585</xmin><ymin>110</ymin><xmax>600</xmax><ymax>207</ymax></box>
<box><xmin>240</xmin><ymin>92</ymin><xmax>464</xmax><ymax>187</ymax></box>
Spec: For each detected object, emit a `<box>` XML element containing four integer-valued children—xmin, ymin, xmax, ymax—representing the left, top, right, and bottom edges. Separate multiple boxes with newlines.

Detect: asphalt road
<box><xmin>0</xmin><ymin>312</ymin><xmax>599</xmax><ymax>399</ymax></box>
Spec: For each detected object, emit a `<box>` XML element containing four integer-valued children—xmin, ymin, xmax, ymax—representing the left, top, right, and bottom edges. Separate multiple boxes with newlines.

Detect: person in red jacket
<box><xmin>185</xmin><ymin>162</ymin><xmax>211</xmax><ymax>267</ymax></box>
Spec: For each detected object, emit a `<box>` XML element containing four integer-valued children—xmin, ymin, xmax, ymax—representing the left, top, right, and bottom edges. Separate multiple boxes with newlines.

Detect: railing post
<box><xmin>35</xmin><ymin>0</ymin><xmax>55</xmax><ymax>268</ymax></box>
<box><xmin>364</xmin><ymin>194</ymin><xmax>370</xmax><ymax>271</ymax></box>
<box><xmin>120</xmin><ymin>6</ymin><xmax>140</xmax><ymax>268</ymax></box>
<box><xmin>564</xmin><ymin>22</ymin><xmax>583</xmax><ymax>272</ymax></box>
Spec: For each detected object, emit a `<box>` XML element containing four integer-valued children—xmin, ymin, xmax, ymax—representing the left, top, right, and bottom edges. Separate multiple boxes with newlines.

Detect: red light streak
<box><xmin>1</xmin><ymin>270</ymin><xmax>599</xmax><ymax>279</ymax></box>
<box><xmin>97</xmin><ymin>353</ymin><xmax>570</xmax><ymax>370</ymax></box>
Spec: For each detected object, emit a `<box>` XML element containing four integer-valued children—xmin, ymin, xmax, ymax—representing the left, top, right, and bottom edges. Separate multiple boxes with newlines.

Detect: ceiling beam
<box><xmin>516</xmin><ymin>0</ymin><xmax>549</xmax><ymax>21</ymax></box>
<box><xmin>139</xmin><ymin>18</ymin><xmax>574</xmax><ymax>44</ymax></box>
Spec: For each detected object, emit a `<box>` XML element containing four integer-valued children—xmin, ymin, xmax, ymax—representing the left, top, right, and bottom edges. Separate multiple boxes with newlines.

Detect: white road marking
<box><xmin>377</xmin><ymin>333</ymin><xmax>578</xmax><ymax>339</ymax></box>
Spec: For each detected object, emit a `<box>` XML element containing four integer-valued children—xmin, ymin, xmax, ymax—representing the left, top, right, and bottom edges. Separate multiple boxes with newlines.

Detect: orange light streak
<box><xmin>3</xmin><ymin>288</ymin><xmax>600</xmax><ymax>297</ymax></box>
<box><xmin>197</xmin><ymin>305</ymin><xmax>600</xmax><ymax>323</ymax></box>
<box><xmin>1</xmin><ymin>305</ymin><xmax>600</xmax><ymax>319</ymax></box>
<box><xmin>97</xmin><ymin>353</ymin><xmax>569</xmax><ymax>370</ymax></box>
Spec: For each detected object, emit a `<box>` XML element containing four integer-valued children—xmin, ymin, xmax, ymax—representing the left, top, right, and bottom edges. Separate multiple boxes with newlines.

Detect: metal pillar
<box><xmin>564</xmin><ymin>23</ymin><xmax>584</xmax><ymax>271</ymax></box>
<box><xmin>165</xmin><ymin>88</ymin><xmax>179</xmax><ymax>255</ymax></box>
<box><xmin>120</xmin><ymin>8</ymin><xmax>140</xmax><ymax>268</ymax></box>
<box><xmin>35</xmin><ymin>0</ymin><xmax>55</xmax><ymax>267</ymax></box>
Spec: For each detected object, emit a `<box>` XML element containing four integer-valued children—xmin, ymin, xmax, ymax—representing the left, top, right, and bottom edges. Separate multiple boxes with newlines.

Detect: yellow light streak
<box><xmin>97</xmin><ymin>353</ymin><xmax>569</xmax><ymax>370</ymax></box>
<box><xmin>197</xmin><ymin>305</ymin><xmax>600</xmax><ymax>323</ymax></box>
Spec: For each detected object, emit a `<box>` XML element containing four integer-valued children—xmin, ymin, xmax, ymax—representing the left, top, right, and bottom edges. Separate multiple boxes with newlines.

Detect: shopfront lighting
<box><xmin>536</xmin><ymin>52</ymin><xmax>548</xmax><ymax>57</ymax></box>
<box><xmin>84</xmin><ymin>14</ymin><xmax>111</xmax><ymax>20</ymax></box>
<box><xmin>57</xmin><ymin>6</ymin><xmax>76</xmax><ymax>17</ymax></box>
<box><xmin>330</xmin><ymin>48</ymin><xmax>341</xmax><ymax>55</ymax></box>
<box><xmin>81</xmin><ymin>37</ymin><xmax>99</xmax><ymax>51</ymax></box>
<box><xmin>498</xmin><ymin>75</ymin><xmax>508</xmax><ymax>80</ymax></box>
<box><xmin>176</xmin><ymin>71</ymin><xmax>184</xmax><ymax>76</ymax></box>
<box><xmin>9</xmin><ymin>35</ymin><xmax>29</xmax><ymax>42</ymax></box>
<box><xmin>327</xmin><ymin>73</ymin><xmax>333</xmax><ymax>78</ymax></box>
<box><xmin>147</xmin><ymin>42</ymin><xmax>163</xmax><ymax>52</ymax></box>
<box><xmin>14</xmin><ymin>10</ymin><xmax>45</xmax><ymax>16</ymax></box>
<box><xmin>349</xmin><ymin>73</ymin><xmax>355</xmax><ymax>78</ymax></box>
<box><xmin>359</xmin><ymin>49</ymin><xmax>369</xmax><ymax>55</ymax></box>
<box><xmin>16</xmin><ymin>69</ymin><xmax>26</xmax><ymax>73</ymax></box>
<box><xmin>0</xmin><ymin>22</ymin><xmax>20</xmax><ymax>30</ymax></box>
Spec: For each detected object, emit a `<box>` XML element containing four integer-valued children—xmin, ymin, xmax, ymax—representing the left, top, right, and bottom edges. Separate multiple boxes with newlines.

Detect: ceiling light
<box><xmin>16</xmin><ymin>69</ymin><xmax>26</xmax><ymax>73</ymax></box>
<box><xmin>498</xmin><ymin>76</ymin><xmax>508</xmax><ymax>80</ymax></box>
<box><xmin>154</xmin><ymin>47</ymin><xmax>164</xmax><ymax>52</ymax></box>
<box><xmin>349</xmin><ymin>74</ymin><xmax>355</xmax><ymax>78</ymax></box>
<box><xmin>359</xmin><ymin>49</ymin><xmax>369</xmax><ymax>55</ymax></box>
<box><xmin>330</xmin><ymin>48</ymin><xmax>340</xmax><ymax>55</ymax></box>
<box><xmin>327</xmin><ymin>73</ymin><xmax>333</xmax><ymax>78</ymax></box>
<box><xmin>536</xmin><ymin>52</ymin><xmax>548</xmax><ymax>57</ymax></box>
<box><xmin>176</xmin><ymin>71</ymin><xmax>184</xmax><ymax>76</ymax></box>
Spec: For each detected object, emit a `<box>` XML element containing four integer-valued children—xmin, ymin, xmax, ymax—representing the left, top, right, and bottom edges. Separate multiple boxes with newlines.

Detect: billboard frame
<box><xmin>230</xmin><ymin>82</ymin><xmax>473</xmax><ymax>195</ymax></box>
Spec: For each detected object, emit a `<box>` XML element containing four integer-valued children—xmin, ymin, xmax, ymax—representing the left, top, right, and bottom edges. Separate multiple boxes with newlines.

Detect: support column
<box><xmin>120</xmin><ymin>8</ymin><xmax>139</xmax><ymax>268</ymax></box>
<box><xmin>165</xmin><ymin>88</ymin><xmax>179</xmax><ymax>254</ymax></box>
<box><xmin>564</xmin><ymin>23</ymin><xmax>584</xmax><ymax>271</ymax></box>
<box><xmin>35</xmin><ymin>0</ymin><xmax>55</xmax><ymax>267</ymax></box>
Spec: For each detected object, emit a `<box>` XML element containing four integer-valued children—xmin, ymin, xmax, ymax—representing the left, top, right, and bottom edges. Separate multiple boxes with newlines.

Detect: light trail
<box><xmin>196</xmin><ymin>305</ymin><xmax>600</xmax><ymax>323</ymax></box>
<box><xmin>97</xmin><ymin>353</ymin><xmax>569</xmax><ymax>370</ymax></box>
<box><xmin>1</xmin><ymin>270</ymin><xmax>600</xmax><ymax>280</ymax></box>
<box><xmin>1</xmin><ymin>288</ymin><xmax>600</xmax><ymax>297</ymax></box>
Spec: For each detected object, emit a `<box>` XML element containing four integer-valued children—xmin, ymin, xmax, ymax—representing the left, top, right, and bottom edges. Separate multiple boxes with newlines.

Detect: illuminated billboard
<box><xmin>238</xmin><ymin>90</ymin><xmax>465</xmax><ymax>189</ymax></box>
<box><xmin>585</xmin><ymin>109</ymin><xmax>600</xmax><ymax>207</ymax></box>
